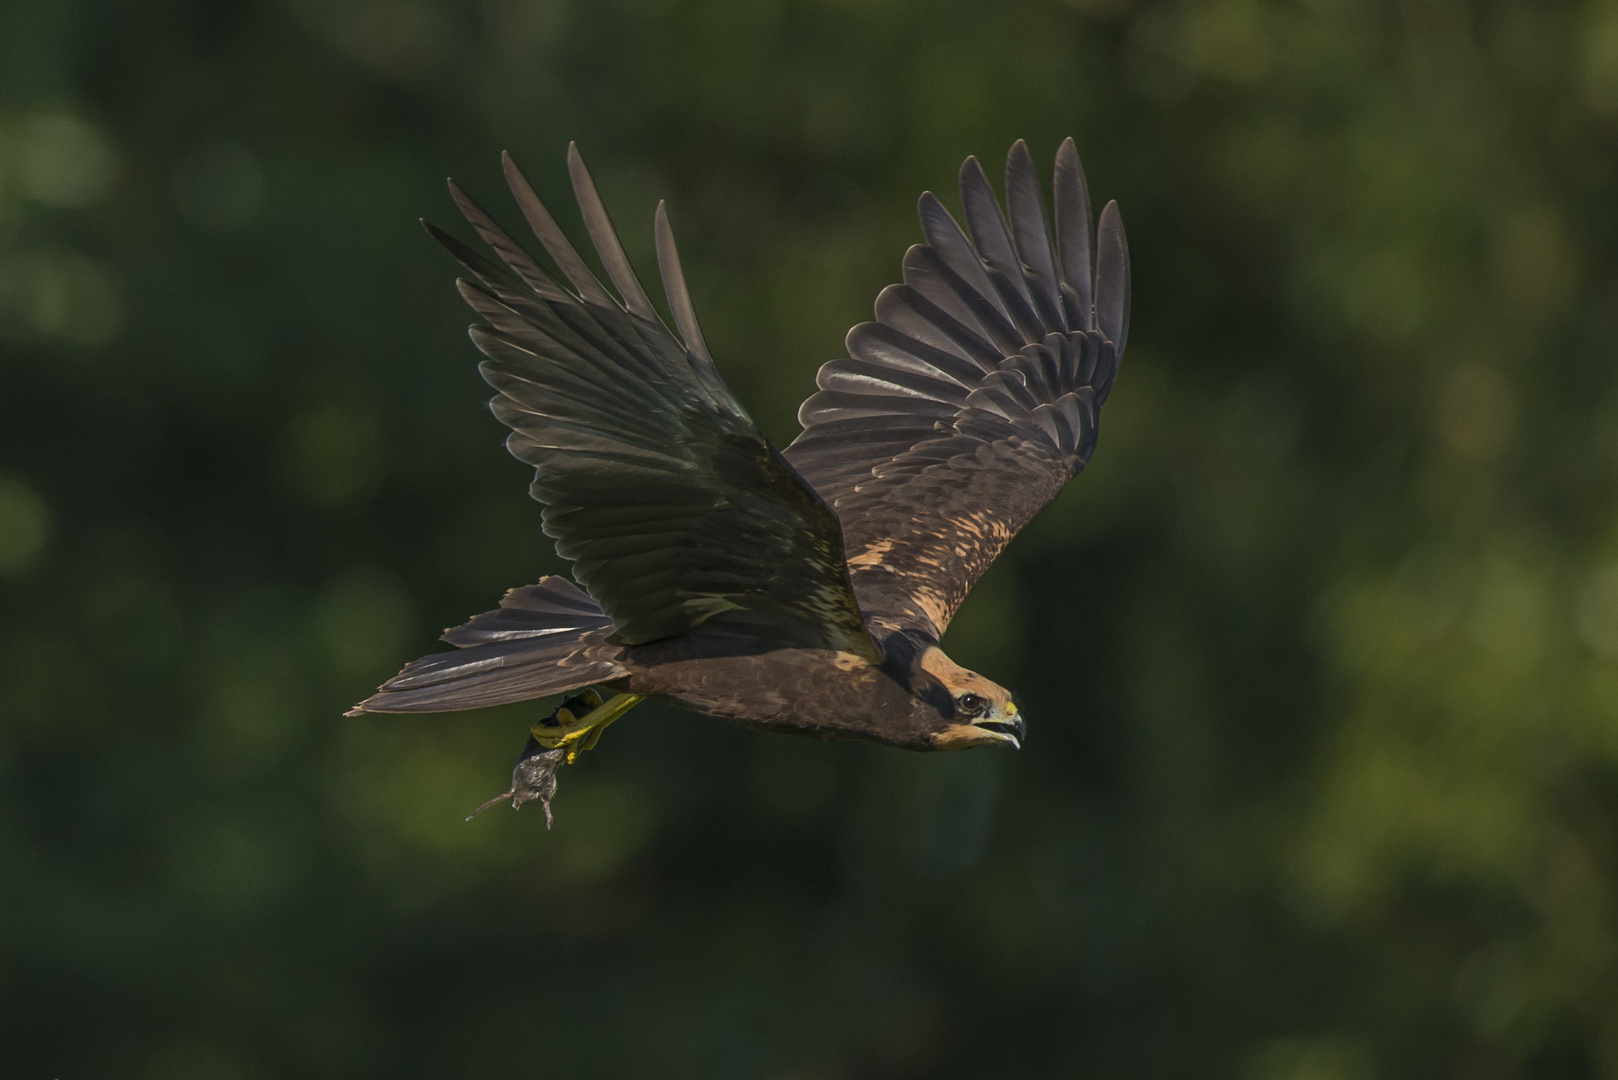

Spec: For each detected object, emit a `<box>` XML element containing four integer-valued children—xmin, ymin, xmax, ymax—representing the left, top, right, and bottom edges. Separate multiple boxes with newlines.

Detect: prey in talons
<box><xmin>465</xmin><ymin>689</ymin><xmax>643</xmax><ymax>827</ymax></box>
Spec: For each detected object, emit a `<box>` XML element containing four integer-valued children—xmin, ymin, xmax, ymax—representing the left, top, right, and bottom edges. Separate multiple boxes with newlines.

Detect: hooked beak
<box><xmin>974</xmin><ymin>702</ymin><xmax>1025</xmax><ymax>749</ymax></box>
<box><xmin>934</xmin><ymin>701</ymin><xmax>1025</xmax><ymax>750</ymax></box>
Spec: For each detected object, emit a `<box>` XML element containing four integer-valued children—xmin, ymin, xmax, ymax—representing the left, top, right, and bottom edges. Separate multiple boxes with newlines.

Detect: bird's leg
<box><xmin>530</xmin><ymin>690</ymin><xmax>644</xmax><ymax>764</ymax></box>
<box><xmin>465</xmin><ymin>689</ymin><xmax>645</xmax><ymax>827</ymax></box>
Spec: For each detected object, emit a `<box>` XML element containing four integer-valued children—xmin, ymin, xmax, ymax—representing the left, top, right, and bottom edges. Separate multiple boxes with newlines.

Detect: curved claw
<box><xmin>532</xmin><ymin>691</ymin><xmax>645</xmax><ymax>762</ymax></box>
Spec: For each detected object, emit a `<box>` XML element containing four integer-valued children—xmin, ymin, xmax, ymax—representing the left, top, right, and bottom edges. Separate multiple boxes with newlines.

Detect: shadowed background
<box><xmin>4</xmin><ymin>0</ymin><xmax>1618</xmax><ymax>1076</ymax></box>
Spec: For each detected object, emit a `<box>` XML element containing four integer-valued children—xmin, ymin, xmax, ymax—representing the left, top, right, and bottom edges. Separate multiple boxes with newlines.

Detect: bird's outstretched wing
<box><xmin>436</xmin><ymin>145</ymin><xmax>874</xmax><ymax>657</ymax></box>
<box><xmin>783</xmin><ymin>139</ymin><xmax>1129</xmax><ymax>640</ymax></box>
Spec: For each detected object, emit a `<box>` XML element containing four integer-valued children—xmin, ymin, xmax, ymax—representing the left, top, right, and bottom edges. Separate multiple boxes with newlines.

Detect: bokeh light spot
<box><xmin>0</xmin><ymin>250</ymin><xmax>123</xmax><ymax>346</ymax></box>
<box><xmin>293</xmin><ymin>0</ymin><xmax>450</xmax><ymax>79</ymax></box>
<box><xmin>1576</xmin><ymin>565</ymin><xmax>1618</xmax><ymax>658</ymax></box>
<box><xmin>0</xmin><ymin>476</ymin><xmax>51</xmax><ymax>577</ymax></box>
<box><xmin>1583</xmin><ymin>0</ymin><xmax>1618</xmax><ymax>111</ymax></box>
<box><xmin>13</xmin><ymin>109</ymin><xmax>118</xmax><ymax>208</ymax></box>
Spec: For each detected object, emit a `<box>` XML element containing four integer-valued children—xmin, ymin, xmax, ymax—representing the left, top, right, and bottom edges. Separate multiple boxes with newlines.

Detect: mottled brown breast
<box><xmin>619</xmin><ymin>641</ymin><xmax>937</xmax><ymax>749</ymax></box>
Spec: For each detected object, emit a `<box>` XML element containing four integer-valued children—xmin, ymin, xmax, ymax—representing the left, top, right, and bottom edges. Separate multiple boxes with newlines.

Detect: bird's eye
<box><xmin>957</xmin><ymin>693</ymin><xmax>986</xmax><ymax>716</ymax></box>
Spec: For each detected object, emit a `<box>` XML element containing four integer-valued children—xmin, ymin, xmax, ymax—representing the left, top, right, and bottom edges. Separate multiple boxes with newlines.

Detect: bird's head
<box><xmin>907</xmin><ymin>645</ymin><xmax>1025</xmax><ymax>750</ymax></box>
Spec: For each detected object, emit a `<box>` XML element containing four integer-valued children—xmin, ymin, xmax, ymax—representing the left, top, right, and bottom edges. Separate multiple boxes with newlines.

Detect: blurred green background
<box><xmin>4</xmin><ymin>0</ymin><xmax>1618</xmax><ymax>1076</ymax></box>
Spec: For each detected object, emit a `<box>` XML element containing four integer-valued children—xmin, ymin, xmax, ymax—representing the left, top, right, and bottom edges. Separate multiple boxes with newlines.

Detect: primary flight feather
<box><xmin>350</xmin><ymin>138</ymin><xmax>1129</xmax><ymax>777</ymax></box>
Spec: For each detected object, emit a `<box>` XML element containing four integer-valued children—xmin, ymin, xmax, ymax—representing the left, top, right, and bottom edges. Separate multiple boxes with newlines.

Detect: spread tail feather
<box><xmin>346</xmin><ymin>576</ymin><xmax>627</xmax><ymax>715</ymax></box>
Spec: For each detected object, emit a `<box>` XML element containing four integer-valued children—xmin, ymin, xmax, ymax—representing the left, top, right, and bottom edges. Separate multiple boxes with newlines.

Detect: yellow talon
<box><xmin>531</xmin><ymin>691</ymin><xmax>644</xmax><ymax>762</ymax></box>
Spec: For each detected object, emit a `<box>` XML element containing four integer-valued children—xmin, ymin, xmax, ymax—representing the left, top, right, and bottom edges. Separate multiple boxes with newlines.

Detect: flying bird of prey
<box><xmin>349</xmin><ymin>139</ymin><xmax>1129</xmax><ymax>811</ymax></box>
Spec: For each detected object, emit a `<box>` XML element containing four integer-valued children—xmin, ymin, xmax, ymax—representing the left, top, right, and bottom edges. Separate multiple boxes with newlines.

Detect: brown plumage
<box><xmin>349</xmin><ymin>139</ymin><xmax>1130</xmax><ymax>754</ymax></box>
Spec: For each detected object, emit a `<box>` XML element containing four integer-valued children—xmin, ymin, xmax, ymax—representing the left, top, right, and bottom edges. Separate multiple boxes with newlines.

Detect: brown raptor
<box><xmin>349</xmin><ymin>139</ymin><xmax>1129</xmax><ymax>782</ymax></box>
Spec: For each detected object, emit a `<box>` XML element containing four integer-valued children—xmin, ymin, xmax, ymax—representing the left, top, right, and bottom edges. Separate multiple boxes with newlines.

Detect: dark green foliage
<box><xmin>4</xmin><ymin>0</ymin><xmax>1618</xmax><ymax>1077</ymax></box>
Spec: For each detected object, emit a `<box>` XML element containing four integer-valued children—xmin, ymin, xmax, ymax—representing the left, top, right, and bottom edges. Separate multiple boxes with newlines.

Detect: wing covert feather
<box><xmin>784</xmin><ymin>139</ymin><xmax>1130</xmax><ymax>640</ymax></box>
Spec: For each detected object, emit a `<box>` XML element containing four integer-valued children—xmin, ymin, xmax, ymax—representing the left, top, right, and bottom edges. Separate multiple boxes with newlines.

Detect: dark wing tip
<box><xmin>958</xmin><ymin>153</ymin><xmax>988</xmax><ymax>189</ymax></box>
<box><xmin>1052</xmin><ymin>137</ymin><xmax>1094</xmax><ymax>330</ymax></box>
<box><xmin>422</xmin><ymin>217</ymin><xmax>466</xmax><ymax>252</ymax></box>
<box><xmin>443</xmin><ymin>176</ymin><xmax>473</xmax><ymax>207</ymax></box>
<box><xmin>501</xmin><ymin>149</ymin><xmax>620</xmax><ymax>309</ymax></box>
<box><xmin>564</xmin><ymin>142</ymin><xmax>661</xmax><ymax>323</ymax></box>
<box><xmin>1094</xmin><ymin>199</ymin><xmax>1130</xmax><ymax>357</ymax></box>
<box><xmin>1002</xmin><ymin>138</ymin><xmax>1063</xmax><ymax>329</ymax></box>
<box><xmin>653</xmin><ymin>198</ymin><xmax>715</xmax><ymax>364</ymax></box>
<box><xmin>421</xmin><ymin>217</ymin><xmax>460</xmax><ymax>250</ymax></box>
